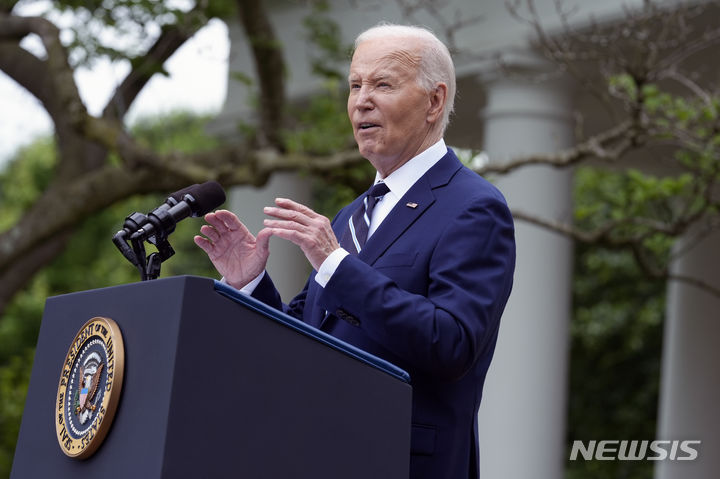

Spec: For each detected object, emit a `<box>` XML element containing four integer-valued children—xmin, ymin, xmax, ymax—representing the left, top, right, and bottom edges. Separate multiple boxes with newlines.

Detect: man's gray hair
<box><xmin>354</xmin><ymin>23</ymin><xmax>456</xmax><ymax>133</ymax></box>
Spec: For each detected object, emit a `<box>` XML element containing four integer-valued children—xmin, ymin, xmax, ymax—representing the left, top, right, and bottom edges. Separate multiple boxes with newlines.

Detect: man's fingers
<box><xmin>263</xmin><ymin>207</ymin><xmax>310</xmax><ymax>225</ymax></box>
<box><xmin>275</xmin><ymin>197</ymin><xmax>316</xmax><ymax>214</ymax></box>
<box><xmin>193</xmin><ymin>235</ymin><xmax>213</xmax><ymax>253</ymax></box>
<box><xmin>256</xmin><ymin>227</ymin><xmax>273</xmax><ymax>254</ymax></box>
<box><xmin>199</xmin><ymin>224</ymin><xmax>220</xmax><ymax>243</ymax></box>
<box><xmin>264</xmin><ymin>198</ymin><xmax>320</xmax><ymax>223</ymax></box>
<box><xmin>265</xmin><ymin>226</ymin><xmax>306</xmax><ymax>248</ymax></box>
<box><xmin>194</xmin><ymin>232</ymin><xmax>226</xmax><ymax>259</ymax></box>
<box><xmin>202</xmin><ymin>210</ymin><xmax>254</xmax><ymax>243</ymax></box>
<box><xmin>202</xmin><ymin>214</ymin><xmax>229</xmax><ymax>233</ymax></box>
<box><xmin>204</xmin><ymin>209</ymin><xmax>243</xmax><ymax>233</ymax></box>
<box><xmin>262</xmin><ymin>218</ymin><xmax>309</xmax><ymax>232</ymax></box>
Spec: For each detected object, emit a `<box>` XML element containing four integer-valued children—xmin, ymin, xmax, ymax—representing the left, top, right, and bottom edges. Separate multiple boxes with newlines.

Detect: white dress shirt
<box><xmin>314</xmin><ymin>139</ymin><xmax>447</xmax><ymax>287</ymax></box>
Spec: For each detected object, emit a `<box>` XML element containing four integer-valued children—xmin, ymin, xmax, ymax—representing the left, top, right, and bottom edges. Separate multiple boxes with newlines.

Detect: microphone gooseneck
<box><xmin>112</xmin><ymin>181</ymin><xmax>226</xmax><ymax>281</ymax></box>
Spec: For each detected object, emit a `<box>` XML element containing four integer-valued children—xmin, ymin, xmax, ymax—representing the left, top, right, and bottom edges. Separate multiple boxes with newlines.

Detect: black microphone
<box><xmin>131</xmin><ymin>181</ymin><xmax>226</xmax><ymax>243</ymax></box>
<box><xmin>112</xmin><ymin>181</ymin><xmax>226</xmax><ymax>264</ymax></box>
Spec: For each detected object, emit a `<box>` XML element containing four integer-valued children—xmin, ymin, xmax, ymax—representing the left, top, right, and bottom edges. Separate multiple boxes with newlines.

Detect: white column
<box><xmin>477</xmin><ymin>58</ymin><xmax>575</xmax><ymax>479</ymax></box>
<box><xmin>655</xmin><ymin>228</ymin><xmax>720</xmax><ymax>479</ymax></box>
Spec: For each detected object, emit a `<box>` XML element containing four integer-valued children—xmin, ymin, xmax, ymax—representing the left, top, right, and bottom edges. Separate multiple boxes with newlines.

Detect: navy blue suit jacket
<box><xmin>252</xmin><ymin>148</ymin><xmax>516</xmax><ymax>478</ymax></box>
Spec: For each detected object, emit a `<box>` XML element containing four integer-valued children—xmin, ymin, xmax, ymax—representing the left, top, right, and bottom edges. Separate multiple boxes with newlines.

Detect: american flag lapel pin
<box><xmin>406</xmin><ymin>202</ymin><xmax>418</xmax><ymax>209</ymax></box>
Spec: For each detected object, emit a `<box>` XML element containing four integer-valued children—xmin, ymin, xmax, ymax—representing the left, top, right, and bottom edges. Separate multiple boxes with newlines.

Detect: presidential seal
<box><xmin>55</xmin><ymin>317</ymin><xmax>125</xmax><ymax>459</ymax></box>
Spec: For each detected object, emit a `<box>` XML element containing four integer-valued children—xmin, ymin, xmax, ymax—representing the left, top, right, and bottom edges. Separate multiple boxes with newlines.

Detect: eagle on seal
<box><xmin>75</xmin><ymin>361</ymin><xmax>104</xmax><ymax>415</ymax></box>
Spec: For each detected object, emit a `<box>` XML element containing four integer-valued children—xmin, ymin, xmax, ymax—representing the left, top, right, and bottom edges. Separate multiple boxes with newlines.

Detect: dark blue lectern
<box><xmin>11</xmin><ymin>276</ymin><xmax>411</xmax><ymax>478</ymax></box>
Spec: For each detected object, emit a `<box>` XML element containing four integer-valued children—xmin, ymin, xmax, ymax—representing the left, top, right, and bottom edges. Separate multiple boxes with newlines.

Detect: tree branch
<box><xmin>512</xmin><ymin>208</ymin><xmax>720</xmax><ymax>298</ymax></box>
<box><xmin>477</xmin><ymin>119</ymin><xmax>639</xmax><ymax>175</ymax></box>
<box><xmin>667</xmin><ymin>273</ymin><xmax>720</xmax><ymax>299</ymax></box>
<box><xmin>0</xmin><ymin>41</ymin><xmax>50</xmax><ymax>106</ymax></box>
<box><xmin>0</xmin><ymin>143</ymin><xmax>365</xmax><ymax>282</ymax></box>
<box><xmin>102</xmin><ymin>6</ymin><xmax>209</xmax><ymax>121</ymax></box>
<box><xmin>0</xmin><ymin>0</ymin><xmax>20</xmax><ymax>15</ymax></box>
<box><xmin>0</xmin><ymin>14</ymin><xmax>81</xmax><ymax>124</ymax></box>
<box><xmin>236</xmin><ymin>0</ymin><xmax>286</xmax><ymax>149</ymax></box>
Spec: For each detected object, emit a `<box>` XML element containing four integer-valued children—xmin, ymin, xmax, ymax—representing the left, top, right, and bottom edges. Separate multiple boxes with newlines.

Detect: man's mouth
<box><xmin>358</xmin><ymin>123</ymin><xmax>379</xmax><ymax>130</ymax></box>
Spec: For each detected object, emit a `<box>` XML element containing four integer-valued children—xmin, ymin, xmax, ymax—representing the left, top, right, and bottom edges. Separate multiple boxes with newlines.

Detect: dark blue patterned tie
<box><xmin>340</xmin><ymin>182</ymin><xmax>390</xmax><ymax>254</ymax></box>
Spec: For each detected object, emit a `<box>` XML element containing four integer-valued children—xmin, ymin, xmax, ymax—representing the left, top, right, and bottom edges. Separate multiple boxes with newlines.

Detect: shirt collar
<box><xmin>373</xmin><ymin>139</ymin><xmax>447</xmax><ymax>199</ymax></box>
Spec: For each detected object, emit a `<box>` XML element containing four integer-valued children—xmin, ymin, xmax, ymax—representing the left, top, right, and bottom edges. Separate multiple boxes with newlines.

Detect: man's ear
<box><xmin>427</xmin><ymin>83</ymin><xmax>448</xmax><ymax>123</ymax></box>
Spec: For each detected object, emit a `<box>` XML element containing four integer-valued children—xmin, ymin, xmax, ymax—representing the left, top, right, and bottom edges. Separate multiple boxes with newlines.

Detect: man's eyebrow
<box><xmin>348</xmin><ymin>72</ymin><xmax>393</xmax><ymax>83</ymax></box>
<box><xmin>369</xmin><ymin>73</ymin><xmax>391</xmax><ymax>83</ymax></box>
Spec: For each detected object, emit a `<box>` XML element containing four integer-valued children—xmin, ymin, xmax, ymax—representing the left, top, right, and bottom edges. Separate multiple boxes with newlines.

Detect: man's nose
<box><xmin>354</xmin><ymin>86</ymin><xmax>374</xmax><ymax>109</ymax></box>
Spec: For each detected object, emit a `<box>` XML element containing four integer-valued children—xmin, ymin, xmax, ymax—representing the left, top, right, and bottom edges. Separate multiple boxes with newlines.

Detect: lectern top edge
<box><xmin>213</xmin><ymin>278</ymin><xmax>411</xmax><ymax>383</ymax></box>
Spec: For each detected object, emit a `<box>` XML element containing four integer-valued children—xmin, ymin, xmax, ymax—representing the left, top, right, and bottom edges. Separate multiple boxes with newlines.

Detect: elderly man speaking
<box><xmin>195</xmin><ymin>23</ymin><xmax>516</xmax><ymax>479</ymax></box>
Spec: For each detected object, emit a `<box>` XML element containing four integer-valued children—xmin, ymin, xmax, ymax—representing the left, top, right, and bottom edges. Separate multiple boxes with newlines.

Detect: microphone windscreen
<box><xmin>187</xmin><ymin>181</ymin><xmax>226</xmax><ymax>216</ymax></box>
<box><xmin>169</xmin><ymin>183</ymin><xmax>199</xmax><ymax>203</ymax></box>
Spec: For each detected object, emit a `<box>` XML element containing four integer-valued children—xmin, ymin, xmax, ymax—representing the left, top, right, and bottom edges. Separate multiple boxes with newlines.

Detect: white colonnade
<box><xmin>477</xmin><ymin>59</ymin><xmax>575</xmax><ymax>479</ymax></box>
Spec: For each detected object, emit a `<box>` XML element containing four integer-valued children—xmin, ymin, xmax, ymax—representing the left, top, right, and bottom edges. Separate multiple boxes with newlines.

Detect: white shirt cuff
<box><xmin>314</xmin><ymin>248</ymin><xmax>349</xmax><ymax>288</ymax></box>
<box><xmin>221</xmin><ymin>270</ymin><xmax>266</xmax><ymax>295</ymax></box>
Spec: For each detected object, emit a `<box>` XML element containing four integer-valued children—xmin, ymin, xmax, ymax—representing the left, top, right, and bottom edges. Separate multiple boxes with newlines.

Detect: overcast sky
<box><xmin>0</xmin><ymin>15</ymin><xmax>229</xmax><ymax>169</ymax></box>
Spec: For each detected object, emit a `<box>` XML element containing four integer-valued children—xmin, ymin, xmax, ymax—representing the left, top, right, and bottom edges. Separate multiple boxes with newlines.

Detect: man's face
<box><xmin>347</xmin><ymin>37</ymin><xmax>443</xmax><ymax>177</ymax></box>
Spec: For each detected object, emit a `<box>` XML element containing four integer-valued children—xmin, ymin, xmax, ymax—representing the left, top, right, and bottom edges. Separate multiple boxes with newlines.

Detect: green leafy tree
<box><xmin>0</xmin><ymin>112</ymin><xmax>226</xmax><ymax>476</ymax></box>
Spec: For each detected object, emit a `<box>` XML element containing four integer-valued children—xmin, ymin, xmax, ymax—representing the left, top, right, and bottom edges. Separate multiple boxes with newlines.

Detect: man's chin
<box><xmin>357</xmin><ymin>141</ymin><xmax>381</xmax><ymax>160</ymax></box>
<box><xmin>356</xmin><ymin>145</ymin><xmax>370</xmax><ymax>159</ymax></box>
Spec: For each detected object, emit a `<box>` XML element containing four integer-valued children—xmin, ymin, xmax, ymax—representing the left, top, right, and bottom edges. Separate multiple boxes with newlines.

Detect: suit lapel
<box><xmin>319</xmin><ymin>150</ymin><xmax>463</xmax><ymax>330</ymax></box>
<box><xmin>359</xmin><ymin>149</ymin><xmax>463</xmax><ymax>266</ymax></box>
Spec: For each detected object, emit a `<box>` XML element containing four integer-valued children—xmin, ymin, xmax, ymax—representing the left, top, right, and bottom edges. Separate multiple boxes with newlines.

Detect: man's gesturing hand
<box><xmin>194</xmin><ymin>209</ymin><xmax>271</xmax><ymax>290</ymax></box>
<box><xmin>263</xmin><ymin>198</ymin><xmax>340</xmax><ymax>271</ymax></box>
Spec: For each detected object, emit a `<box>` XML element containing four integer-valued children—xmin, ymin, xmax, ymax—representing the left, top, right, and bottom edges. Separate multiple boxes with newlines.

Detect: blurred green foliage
<box><xmin>566</xmin><ymin>236</ymin><xmax>665</xmax><ymax>479</ymax></box>
<box><xmin>0</xmin><ymin>138</ymin><xmax>57</xmax><ymax>230</ymax></box>
<box><xmin>565</xmin><ymin>166</ymin><xmax>675</xmax><ymax>479</ymax></box>
<box><xmin>302</xmin><ymin>0</ymin><xmax>353</xmax><ymax>81</ymax></box>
